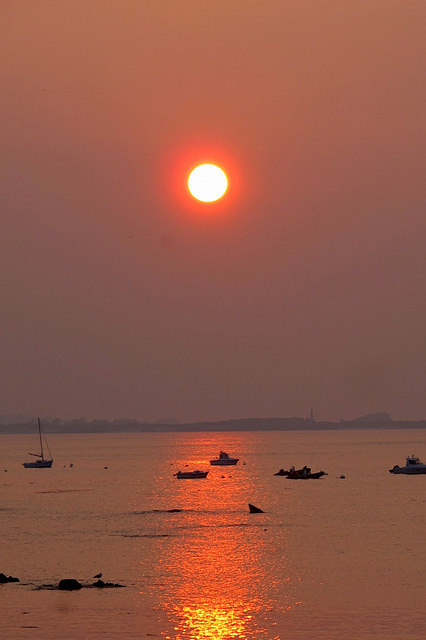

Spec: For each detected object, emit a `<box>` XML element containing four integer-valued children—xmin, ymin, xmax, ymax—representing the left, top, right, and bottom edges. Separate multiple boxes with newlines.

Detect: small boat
<box><xmin>274</xmin><ymin>467</ymin><xmax>307</xmax><ymax>476</ymax></box>
<box><xmin>209</xmin><ymin>451</ymin><xmax>239</xmax><ymax>466</ymax></box>
<box><xmin>274</xmin><ymin>468</ymin><xmax>290</xmax><ymax>476</ymax></box>
<box><xmin>287</xmin><ymin>466</ymin><xmax>326</xmax><ymax>479</ymax></box>
<box><xmin>23</xmin><ymin>418</ymin><xmax>53</xmax><ymax>468</ymax></box>
<box><xmin>174</xmin><ymin>470</ymin><xmax>208</xmax><ymax>479</ymax></box>
<box><xmin>389</xmin><ymin>455</ymin><xmax>426</xmax><ymax>474</ymax></box>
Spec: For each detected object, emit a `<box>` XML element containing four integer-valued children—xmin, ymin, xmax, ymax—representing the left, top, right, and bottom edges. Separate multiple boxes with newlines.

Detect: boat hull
<box><xmin>175</xmin><ymin>471</ymin><xmax>208</xmax><ymax>479</ymax></box>
<box><xmin>23</xmin><ymin>459</ymin><xmax>53</xmax><ymax>468</ymax></box>
<box><xmin>389</xmin><ymin>466</ymin><xmax>426</xmax><ymax>474</ymax></box>
<box><xmin>389</xmin><ymin>456</ymin><xmax>426</xmax><ymax>474</ymax></box>
<box><xmin>210</xmin><ymin>459</ymin><xmax>238</xmax><ymax>466</ymax></box>
<box><xmin>287</xmin><ymin>470</ymin><xmax>326</xmax><ymax>479</ymax></box>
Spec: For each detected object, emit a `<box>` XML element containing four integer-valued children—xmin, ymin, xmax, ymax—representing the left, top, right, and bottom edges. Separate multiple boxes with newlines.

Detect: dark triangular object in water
<box><xmin>248</xmin><ymin>503</ymin><xmax>264</xmax><ymax>513</ymax></box>
<box><xmin>0</xmin><ymin>573</ymin><xmax>19</xmax><ymax>583</ymax></box>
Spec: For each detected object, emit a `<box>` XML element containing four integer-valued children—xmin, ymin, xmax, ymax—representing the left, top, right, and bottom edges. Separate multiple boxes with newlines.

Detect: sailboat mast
<box><xmin>38</xmin><ymin>418</ymin><xmax>44</xmax><ymax>460</ymax></box>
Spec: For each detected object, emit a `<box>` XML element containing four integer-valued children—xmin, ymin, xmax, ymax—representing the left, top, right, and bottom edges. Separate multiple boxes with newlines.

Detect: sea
<box><xmin>1</xmin><ymin>428</ymin><xmax>425</xmax><ymax>640</ymax></box>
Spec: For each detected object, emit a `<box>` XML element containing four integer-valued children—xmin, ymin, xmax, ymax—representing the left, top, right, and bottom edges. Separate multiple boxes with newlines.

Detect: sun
<box><xmin>187</xmin><ymin>164</ymin><xmax>228</xmax><ymax>202</ymax></box>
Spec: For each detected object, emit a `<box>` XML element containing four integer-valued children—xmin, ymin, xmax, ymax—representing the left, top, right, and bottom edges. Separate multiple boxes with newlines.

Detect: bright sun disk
<box><xmin>188</xmin><ymin>164</ymin><xmax>228</xmax><ymax>202</ymax></box>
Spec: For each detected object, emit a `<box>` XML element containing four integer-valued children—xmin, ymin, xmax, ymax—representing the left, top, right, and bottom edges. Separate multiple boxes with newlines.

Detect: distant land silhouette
<box><xmin>0</xmin><ymin>412</ymin><xmax>426</xmax><ymax>434</ymax></box>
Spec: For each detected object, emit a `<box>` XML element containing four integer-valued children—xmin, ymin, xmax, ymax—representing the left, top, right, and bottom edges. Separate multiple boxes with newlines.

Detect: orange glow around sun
<box><xmin>159</xmin><ymin>137</ymin><xmax>253</xmax><ymax>219</ymax></box>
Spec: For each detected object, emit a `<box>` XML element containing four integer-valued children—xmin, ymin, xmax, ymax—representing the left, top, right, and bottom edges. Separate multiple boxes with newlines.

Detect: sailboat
<box><xmin>22</xmin><ymin>418</ymin><xmax>53</xmax><ymax>468</ymax></box>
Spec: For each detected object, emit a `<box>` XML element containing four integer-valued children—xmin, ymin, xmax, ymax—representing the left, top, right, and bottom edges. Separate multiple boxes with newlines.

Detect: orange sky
<box><xmin>1</xmin><ymin>1</ymin><xmax>426</xmax><ymax>422</ymax></box>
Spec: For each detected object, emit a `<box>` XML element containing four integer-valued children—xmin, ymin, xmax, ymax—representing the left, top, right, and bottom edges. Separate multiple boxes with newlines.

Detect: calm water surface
<box><xmin>1</xmin><ymin>429</ymin><xmax>425</xmax><ymax>639</ymax></box>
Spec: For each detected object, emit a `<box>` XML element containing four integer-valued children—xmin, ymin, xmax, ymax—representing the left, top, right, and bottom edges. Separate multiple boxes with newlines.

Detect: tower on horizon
<box><xmin>309</xmin><ymin>408</ymin><xmax>315</xmax><ymax>423</ymax></box>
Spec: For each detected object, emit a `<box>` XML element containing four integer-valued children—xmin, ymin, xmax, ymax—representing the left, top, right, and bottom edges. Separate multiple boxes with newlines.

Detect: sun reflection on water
<box><xmin>172</xmin><ymin>604</ymin><xmax>248</xmax><ymax>640</ymax></box>
<box><xmin>147</xmin><ymin>435</ymin><xmax>295</xmax><ymax>639</ymax></box>
<box><xmin>132</xmin><ymin>434</ymin><xmax>305</xmax><ymax>639</ymax></box>
<box><xmin>161</xmin><ymin>520</ymin><xmax>271</xmax><ymax>640</ymax></box>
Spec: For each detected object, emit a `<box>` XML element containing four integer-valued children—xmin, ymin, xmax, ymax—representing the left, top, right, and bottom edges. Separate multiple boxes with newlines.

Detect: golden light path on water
<box><xmin>140</xmin><ymin>433</ymin><xmax>302</xmax><ymax>640</ymax></box>
<box><xmin>166</xmin><ymin>528</ymin><xmax>260</xmax><ymax>639</ymax></box>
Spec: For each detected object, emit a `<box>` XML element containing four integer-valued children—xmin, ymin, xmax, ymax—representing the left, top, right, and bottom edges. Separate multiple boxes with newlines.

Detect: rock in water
<box><xmin>248</xmin><ymin>503</ymin><xmax>264</xmax><ymax>513</ymax></box>
<box><xmin>58</xmin><ymin>578</ymin><xmax>83</xmax><ymax>591</ymax></box>
<box><xmin>92</xmin><ymin>579</ymin><xmax>106</xmax><ymax>588</ymax></box>
<box><xmin>92</xmin><ymin>579</ymin><xmax>125</xmax><ymax>588</ymax></box>
<box><xmin>0</xmin><ymin>573</ymin><xmax>19</xmax><ymax>583</ymax></box>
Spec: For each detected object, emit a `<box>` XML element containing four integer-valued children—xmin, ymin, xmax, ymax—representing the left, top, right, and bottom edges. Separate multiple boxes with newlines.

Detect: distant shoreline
<box><xmin>1</xmin><ymin>417</ymin><xmax>426</xmax><ymax>435</ymax></box>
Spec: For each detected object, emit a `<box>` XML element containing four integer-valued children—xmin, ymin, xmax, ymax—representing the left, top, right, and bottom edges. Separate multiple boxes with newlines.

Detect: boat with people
<box><xmin>274</xmin><ymin>466</ymin><xmax>326</xmax><ymax>479</ymax></box>
<box><xmin>209</xmin><ymin>451</ymin><xmax>239</xmax><ymax>466</ymax></box>
<box><xmin>389</xmin><ymin>455</ymin><xmax>426</xmax><ymax>474</ymax></box>
<box><xmin>287</xmin><ymin>470</ymin><xmax>326</xmax><ymax>479</ymax></box>
<box><xmin>22</xmin><ymin>418</ymin><xmax>53</xmax><ymax>468</ymax></box>
<box><xmin>286</xmin><ymin>466</ymin><xmax>326</xmax><ymax>479</ymax></box>
<box><xmin>174</xmin><ymin>470</ymin><xmax>208</xmax><ymax>479</ymax></box>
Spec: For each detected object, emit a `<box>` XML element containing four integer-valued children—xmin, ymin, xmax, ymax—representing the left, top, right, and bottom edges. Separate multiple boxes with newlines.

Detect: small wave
<box><xmin>116</xmin><ymin>533</ymin><xmax>171</xmax><ymax>538</ymax></box>
<box><xmin>131</xmin><ymin>508</ymin><xmax>183</xmax><ymax>515</ymax></box>
<box><xmin>37</xmin><ymin>489</ymin><xmax>92</xmax><ymax>494</ymax></box>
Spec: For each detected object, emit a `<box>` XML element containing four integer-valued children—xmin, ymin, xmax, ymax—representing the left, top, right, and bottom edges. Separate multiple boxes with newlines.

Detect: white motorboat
<box><xmin>389</xmin><ymin>455</ymin><xmax>426</xmax><ymax>474</ymax></box>
<box><xmin>174</xmin><ymin>470</ymin><xmax>208</xmax><ymax>479</ymax></box>
<box><xmin>209</xmin><ymin>451</ymin><xmax>239</xmax><ymax>466</ymax></box>
<box><xmin>23</xmin><ymin>418</ymin><xmax>53</xmax><ymax>468</ymax></box>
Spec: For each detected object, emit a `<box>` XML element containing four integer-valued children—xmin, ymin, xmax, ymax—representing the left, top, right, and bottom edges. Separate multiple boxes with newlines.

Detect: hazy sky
<box><xmin>1</xmin><ymin>1</ymin><xmax>426</xmax><ymax>423</ymax></box>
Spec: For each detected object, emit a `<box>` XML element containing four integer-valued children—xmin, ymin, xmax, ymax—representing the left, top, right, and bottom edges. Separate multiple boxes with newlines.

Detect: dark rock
<box><xmin>92</xmin><ymin>579</ymin><xmax>105</xmax><ymax>588</ymax></box>
<box><xmin>58</xmin><ymin>578</ymin><xmax>83</xmax><ymax>591</ymax></box>
<box><xmin>92</xmin><ymin>579</ymin><xmax>125</xmax><ymax>588</ymax></box>
<box><xmin>0</xmin><ymin>573</ymin><xmax>19</xmax><ymax>583</ymax></box>
<box><xmin>248</xmin><ymin>503</ymin><xmax>264</xmax><ymax>513</ymax></box>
